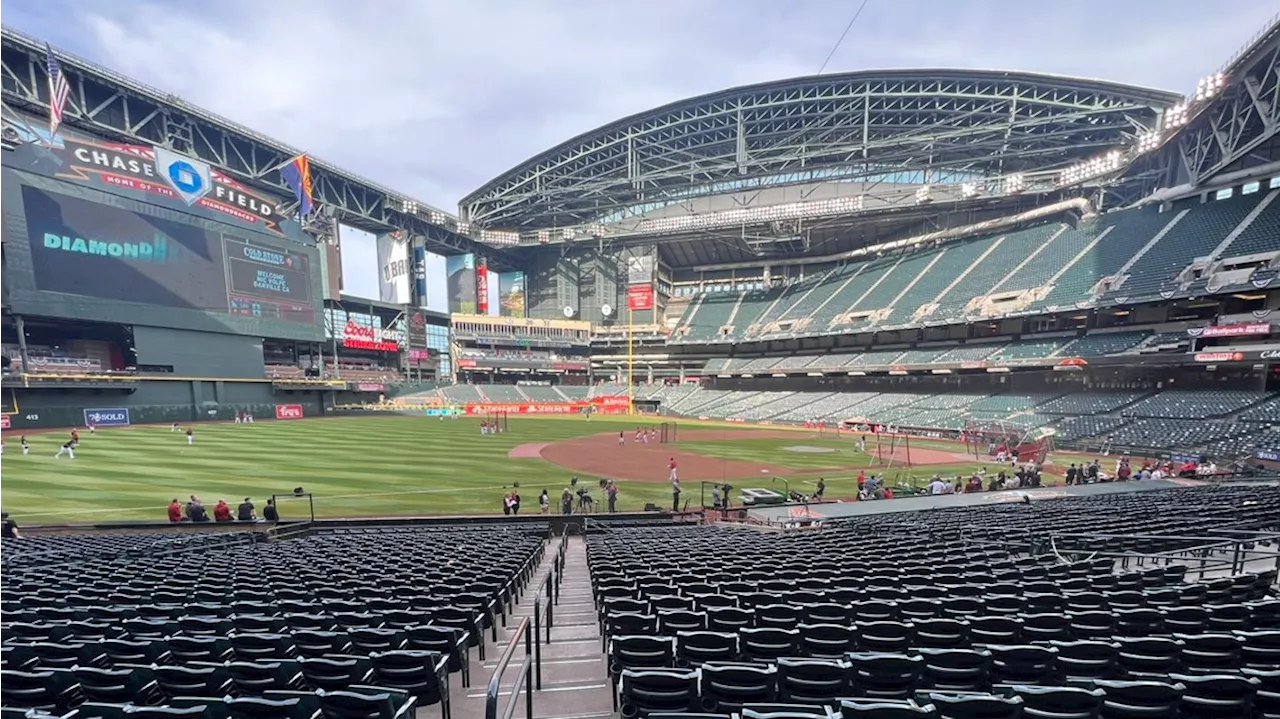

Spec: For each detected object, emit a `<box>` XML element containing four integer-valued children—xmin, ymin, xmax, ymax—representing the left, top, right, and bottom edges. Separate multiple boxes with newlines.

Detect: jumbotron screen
<box><xmin>12</xmin><ymin>181</ymin><xmax>323</xmax><ymax>339</ymax></box>
<box><xmin>223</xmin><ymin>237</ymin><xmax>315</xmax><ymax>323</ymax></box>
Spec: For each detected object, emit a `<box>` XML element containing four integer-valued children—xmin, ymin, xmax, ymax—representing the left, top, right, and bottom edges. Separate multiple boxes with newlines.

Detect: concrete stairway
<box><xmin>449</xmin><ymin>535</ymin><xmax>612</xmax><ymax>719</ymax></box>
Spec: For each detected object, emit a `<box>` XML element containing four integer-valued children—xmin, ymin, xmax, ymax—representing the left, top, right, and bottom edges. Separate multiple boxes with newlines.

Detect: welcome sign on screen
<box><xmin>224</xmin><ymin>237</ymin><xmax>316</xmax><ymax>323</ymax></box>
<box><xmin>22</xmin><ymin>185</ymin><xmax>228</xmax><ymax>310</ymax></box>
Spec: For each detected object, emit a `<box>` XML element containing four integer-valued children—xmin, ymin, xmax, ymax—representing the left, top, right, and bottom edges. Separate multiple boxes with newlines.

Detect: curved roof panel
<box><xmin>461</xmin><ymin>69</ymin><xmax>1182</xmax><ymax>230</ymax></box>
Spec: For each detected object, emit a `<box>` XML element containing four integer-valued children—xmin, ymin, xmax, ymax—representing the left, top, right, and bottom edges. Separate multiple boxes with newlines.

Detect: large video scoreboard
<box><xmin>1</xmin><ymin>124</ymin><xmax>324</xmax><ymax>342</ymax></box>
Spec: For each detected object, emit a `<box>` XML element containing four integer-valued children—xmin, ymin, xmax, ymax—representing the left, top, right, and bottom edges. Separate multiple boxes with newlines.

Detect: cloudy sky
<box><xmin>5</xmin><ymin>0</ymin><xmax>1278</xmax><ymax>297</ymax></box>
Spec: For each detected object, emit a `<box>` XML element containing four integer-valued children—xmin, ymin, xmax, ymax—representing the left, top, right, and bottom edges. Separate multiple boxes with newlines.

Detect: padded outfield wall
<box><xmin>3</xmin><ymin>381</ymin><xmax>330</xmax><ymax>431</ymax></box>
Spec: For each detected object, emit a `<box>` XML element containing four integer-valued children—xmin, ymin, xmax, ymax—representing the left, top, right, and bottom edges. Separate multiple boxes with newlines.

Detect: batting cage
<box><xmin>870</xmin><ymin>431</ymin><xmax>913</xmax><ymax>468</ymax></box>
<box><xmin>486</xmin><ymin>410</ymin><xmax>509</xmax><ymax>433</ymax></box>
<box><xmin>660</xmin><ymin>422</ymin><xmax>678</xmax><ymax>444</ymax></box>
<box><xmin>963</xmin><ymin>418</ymin><xmax>1056</xmax><ymax>464</ymax></box>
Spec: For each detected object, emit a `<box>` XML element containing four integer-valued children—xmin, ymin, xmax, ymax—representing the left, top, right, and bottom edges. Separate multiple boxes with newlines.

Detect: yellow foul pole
<box><xmin>627</xmin><ymin>302</ymin><xmax>635</xmax><ymax>415</ymax></box>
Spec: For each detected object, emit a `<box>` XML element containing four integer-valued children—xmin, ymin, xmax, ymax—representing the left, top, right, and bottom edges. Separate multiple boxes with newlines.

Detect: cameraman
<box><xmin>576</xmin><ymin>485</ymin><xmax>594</xmax><ymax>513</ymax></box>
<box><xmin>604</xmin><ymin>479</ymin><xmax>618</xmax><ymax>513</ymax></box>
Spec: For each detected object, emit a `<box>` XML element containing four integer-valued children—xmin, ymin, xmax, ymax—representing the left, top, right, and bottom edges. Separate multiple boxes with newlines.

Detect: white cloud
<box><xmin>5</xmin><ymin>0</ymin><xmax>1278</xmax><ymax>297</ymax></box>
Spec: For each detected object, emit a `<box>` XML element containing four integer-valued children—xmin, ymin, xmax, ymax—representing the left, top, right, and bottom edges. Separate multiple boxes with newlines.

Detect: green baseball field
<box><xmin>1</xmin><ymin>415</ymin><xmax>1081</xmax><ymax>524</ymax></box>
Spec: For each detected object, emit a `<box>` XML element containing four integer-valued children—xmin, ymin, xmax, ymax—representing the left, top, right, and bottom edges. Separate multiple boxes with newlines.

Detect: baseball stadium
<box><xmin>3</xmin><ymin>12</ymin><xmax>1280</xmax><ymax>719</ymax></box>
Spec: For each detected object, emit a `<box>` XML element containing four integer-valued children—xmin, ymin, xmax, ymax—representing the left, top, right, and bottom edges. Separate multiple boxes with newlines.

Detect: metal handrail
<box><xmin>485</xmin><ymin>616</ymin><xmax>533</xmax><ymax>719</ymax></box>
<box><xmin>532</xmin><ymin>567</ymin><xmax>553</xmax><ymax>689</ymax></box>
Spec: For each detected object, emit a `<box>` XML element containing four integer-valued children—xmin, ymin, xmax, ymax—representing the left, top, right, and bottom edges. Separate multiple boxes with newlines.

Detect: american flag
<box><xmin>45</xmin><ymin>44</ymin><xmax>71</xmax><ymax>137</ymax></box>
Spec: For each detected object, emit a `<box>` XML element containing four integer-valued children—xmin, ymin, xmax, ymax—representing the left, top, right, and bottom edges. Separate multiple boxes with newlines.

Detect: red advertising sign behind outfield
<box><xmin>627</xmin><ymin>284</ymin><xmax>654</xmax><ymax>311</ymax></box>
<box><xmin>1</xmin><ymin>415</ymin><xmax>10</xmax><ymax>430</ymax></box>
<box><xmin>477</xmin><ymin>264</ymin><xmax>490</xmax><ymax>315</ymax></box>
<box><xmin>1194</xmin><ymin>351</ymin><xmax>1246</xmax><ymax>363</ymax></box>
<box><xmin>275</xmin><ymin>404</ymin><xmax>304</xmax><ymax>420</ymax></box>
<box><xmin>460</xmin><ymin>396</ymin><xmax>631</xmax><ymax>416</ymax></box>
<box><xmin>342</xmin><ymin>320</ymin><xmax>399</xmax><ymax>352</ymax></box>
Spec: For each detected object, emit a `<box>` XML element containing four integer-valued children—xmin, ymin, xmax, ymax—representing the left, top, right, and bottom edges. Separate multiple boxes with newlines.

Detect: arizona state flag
<box><xmin>281</xmin><ymin>154</ymin><xmax>315</xmax><ymax>217</ymax></box>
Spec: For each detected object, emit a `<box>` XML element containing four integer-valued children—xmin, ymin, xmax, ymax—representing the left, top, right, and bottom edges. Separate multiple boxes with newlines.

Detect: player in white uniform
<box><xmin>55</xmin><ymin>441</ymin><xmax>75</xmax><ymax>459</ymax></box>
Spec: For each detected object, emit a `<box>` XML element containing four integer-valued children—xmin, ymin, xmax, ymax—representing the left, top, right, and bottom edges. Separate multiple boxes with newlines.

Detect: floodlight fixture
<box><xmin>1164</xmin><ymin>103</ymin><xmax>1190</xmax><ymax>130</ymax></box>
<box><xmin>480</xmin><ymin>229</ymin><xmax>521</xmax><ymax>246</ymax></box>
<box><xmin>1136</xmin><ymin>130</ymin><xmax>1162</xmax><ymax>154</ymax></box>
<box><xmin>1194</xmin><ymin>72</ymin><xmax>1226</xmax><ymax>102</ymax></box>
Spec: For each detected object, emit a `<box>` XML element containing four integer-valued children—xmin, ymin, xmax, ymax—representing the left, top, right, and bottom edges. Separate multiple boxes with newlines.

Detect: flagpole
<box><xmin>264</xmin><ymin>152</ymin><xmax>306</xmax><ymax>176</ymax></box>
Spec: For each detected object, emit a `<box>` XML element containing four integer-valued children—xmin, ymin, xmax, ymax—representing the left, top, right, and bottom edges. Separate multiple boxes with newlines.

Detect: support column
<box><xmin>13</xmin><ymin>315</ymin><xmax>32</xmax><ymax>373</ymax></box>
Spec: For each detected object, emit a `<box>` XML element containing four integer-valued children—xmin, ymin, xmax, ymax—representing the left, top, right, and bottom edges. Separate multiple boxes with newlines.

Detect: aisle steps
<box><xmin>450</xmin><ymin>535</ymin><xmax>611</xmax><ymax>719</ymax></box>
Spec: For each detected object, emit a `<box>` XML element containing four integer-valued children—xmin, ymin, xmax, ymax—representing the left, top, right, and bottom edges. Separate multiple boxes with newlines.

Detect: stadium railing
<box><xmin>484</xmin><ymin>616</ymin><xmax>534</xmax><ymax>719</ymax></box>
<box><xmin>1033</xmin><ymin>528</ymin><xmax>1280</xmax><ymax>582</ymax></box>
<box><xmin>487</xmin><ymin>532</ymin><xmax>569</xmax><ymax>719</ymax></box>
<box><xmin>532</xmin><ymin>528</ymin><xmax>570</xmax><ymax>687</ymax></box>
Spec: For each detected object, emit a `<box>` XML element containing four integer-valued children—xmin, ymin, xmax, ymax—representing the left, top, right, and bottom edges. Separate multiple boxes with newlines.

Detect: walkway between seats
<box><xmin>448</xmin><ymin>535</ymin><xmax>612</xmax><ymax>719</ymax></box>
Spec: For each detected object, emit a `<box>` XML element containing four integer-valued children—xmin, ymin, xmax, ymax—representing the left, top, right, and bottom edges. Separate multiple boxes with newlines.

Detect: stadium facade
<box><xmin>3</xmin><ymin>21</ymin><xmax>1280</xmax><ymax>463</ymax></box>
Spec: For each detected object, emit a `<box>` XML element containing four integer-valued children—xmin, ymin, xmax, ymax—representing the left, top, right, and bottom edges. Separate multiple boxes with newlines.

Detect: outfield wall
<box><xmin>5</xmin><ymin>380</ymin><xmax>329</xmax><ymax>431</ymax></box>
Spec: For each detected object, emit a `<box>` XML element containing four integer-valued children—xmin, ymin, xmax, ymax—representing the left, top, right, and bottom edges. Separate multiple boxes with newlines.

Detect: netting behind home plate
<box><xmin>963</xmin><ymin>418</ymin><xmax>1055</xmax><ymax>464</ymax></box>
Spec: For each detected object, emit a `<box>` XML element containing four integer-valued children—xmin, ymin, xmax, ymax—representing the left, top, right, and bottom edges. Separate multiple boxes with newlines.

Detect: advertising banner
<box><xmin>627</xmin><ymin>284</ymin><xmax>655</xmax><ymax>311</ymax></box>
<box><xmin>356</xmin><ymin>383</ymin><xmax>386</xmax><ymax>392</ymax></box>
<box><xmin>406</xmin><ymin>310</ymin><xmax>428</xmax><ymax>348</ymax></box>
<box><xmin>3</xmin><ymin>124</ymin><xmax>289</xmax><ymax>236</ymax></box>
<box><xmin>341</xmin><ymin>320</ymin><xmax>399</xmax><ymax>352</ymax></box>
<box><xmin>413</xmin><ymin>245</ymin><xmax>427</xmax><ymax>306</ymax></box>
<box><xmin>460</xmin><ymin>396</ymin><xmax>630</xmax><ymax>416</ymax></box>
<box><xmin>498</xmin><ymin>272</ymin><xmax>527</xmax><ymax>318</ymax></box>
<box><xmin>84</xmin><ymin>408</ymin><xmax>131</xmax><ymax>427</ymax></box>
<box><xmin>275</xmin><ymin>404</ymin><xmax>304</xmax><ymax>420</ymax></box>
<box><xmin>1188</xmin><ymin>322</ymin><xmax>1272</xmax><ymax>339</ymax></box>
<box><xmin>377</xmin><ymin>232</ymin><xmax>411</xmax><ymax>305</ymax></box>
<box><xmin>0</xmin><ymin>415</ymin><xmax>9</xmax><ymax>430</ymax></box>
<box><xmin>1194</xmin><ymin>351</ymin><xmax>1246</xmax><ymax>363</ymax></box>
<box><xmin>477</xmin><ymin>261</ymin><xmax>491</xmax><ymax>315</ymax></box>
<box><xmin>406</xmin><ymin>348</ymin><xmax>436</xmax><ymax>367</ymax></box>
<box><xmin>445</xmin><ymin>254</ymin><xmax>477</xmax><ymax>314</ymax></box>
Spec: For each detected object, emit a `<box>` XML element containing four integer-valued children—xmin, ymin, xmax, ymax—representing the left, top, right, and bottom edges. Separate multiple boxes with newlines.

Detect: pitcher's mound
<box><xmin>783</xmin><ymin>445</ymin><xmax>837</xmax><ymax>454</ymax></box>
<box><xmin>509</xmin><ymin>443</ymin><xmax>549</xmax><ymax>458</ymax></box>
